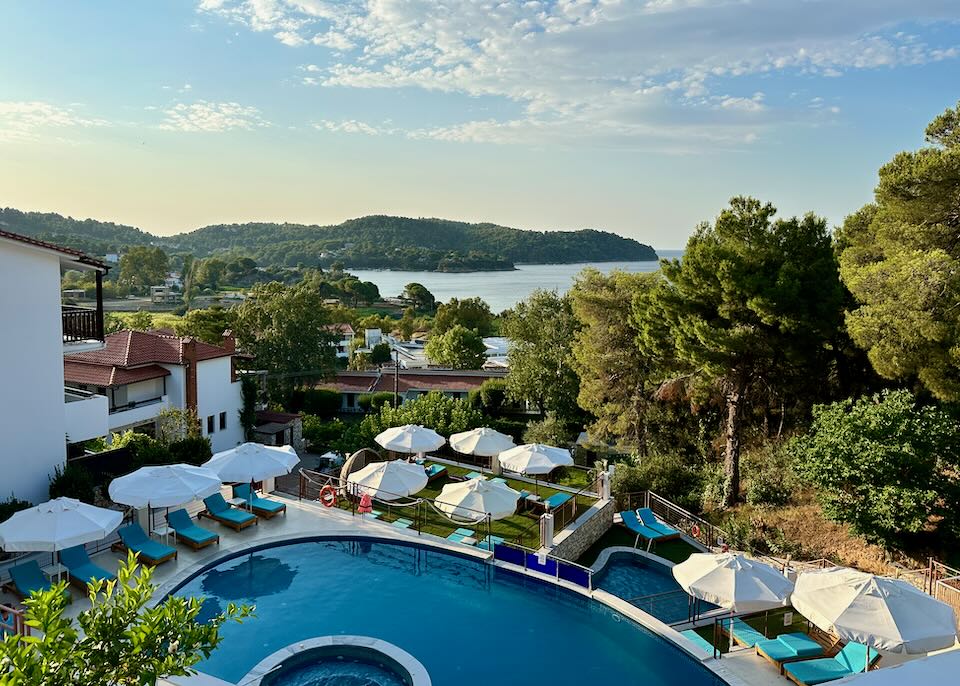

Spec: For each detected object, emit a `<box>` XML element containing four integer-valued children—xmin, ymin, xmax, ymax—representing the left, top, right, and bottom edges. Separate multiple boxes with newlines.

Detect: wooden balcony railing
<box><xmin>62</xmin><ymin>305</ymin><xmax>104</xmax><ymax>343</ymax></box>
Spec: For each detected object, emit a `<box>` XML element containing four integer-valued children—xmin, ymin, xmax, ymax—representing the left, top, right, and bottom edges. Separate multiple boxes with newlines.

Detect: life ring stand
<box><xmin>319</xmin><ymin>485</ymin><xmax>337</xmax><ymax>508</ymax></box>
<box><xmin>691</xmin><ymin>523</ymin><xmax>701</xmax><ymax>538</ymax></box>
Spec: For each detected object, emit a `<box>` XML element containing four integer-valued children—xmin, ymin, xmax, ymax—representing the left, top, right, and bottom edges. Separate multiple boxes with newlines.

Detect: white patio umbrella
<box><xmin>449</xmin><ymin>428</ymin><xmax>515</xmax><ymax>457</ymax></box>
<box><xmin>108</xmin><ymin>464</ymin><xmax>222</xmax><ymax>509</ymax></box>
<box><xmin>833</xmin><ymin>649</ymin><xmax>960</xmax><ymax>684</ymax></box>
<box><xmin>793</xmin><ymin>567</ymin><xmax>958</xmax><ymax>657</ymax></box>
<box><xmin>346</xmin><ymin>460</ymin><xmax>429</xmax><ymax>501</ymax></box>
<box><xmin>672</xmin><ymin>552</ymin><xmax>795</xmax><ymax>613</ymax></box>
<box><xmin>0</xmin><ymin>497</ymin><xmax>123</xmax><ymax>552</ymax></box>
<box><xmin>498</xmin><ymin>443</ymin><xmax>573</xmax><ymax>475</ymax></box>
<box><xmin>436</xmin><ymin>478</ymin><xmax>520</xmax><ymax>521</ymax></box>
<box><xmin>375</xmin><ymin>424</ymin><xmax>446</xmax><ymax>459</ymax></box>
<box><xmin>203</xmin><ymin>442</ymin><xmax>299</xmax><ymax>482</ymax></box>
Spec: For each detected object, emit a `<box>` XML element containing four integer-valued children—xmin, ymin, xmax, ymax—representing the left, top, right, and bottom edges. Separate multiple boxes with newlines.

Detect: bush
<box><xmin>286</xmin><ymin>388</ymin><xmax>342</xmax><ymax>417</ymax></box>
<box><xmin>522</xmin><ymin>414</ymin><xmax>573</xmax><ymax>446</ymax></box>
<box><xmin>358</xmin><ymin>392</ymin><xmax>397</xmax><ymax>413</ymax></box>
<box><xmin>610</xmin><ymin>453</ymin><xmax>704</xmax><ymax>512</ymax></box>
<box><xmin>302</xmin><ymin>415</ymin><xmax>347</xmax><ymax>449</ymax></box>
<box><xmin>111</xmin><ymin>430</ymin><xmax>172</xmax><ymax>468</ymax></box>
<box><xmin>469</xmin><ymin>379</ymin><xmax>509</xmax><ymax>416</ymax></box>
<box><xmin>168</xmin><ymin>436</ymin><xmax>213</xmax><ymax>466</ymax></box>
<box><xmin>0</xmin><ymin>496</ymin><xmax>32</xmax><ymax>523</ymax></box>
<box><xmin>488</xmin><ymin>418</ymin><xmax>526</xmax><ymax>441</ymax></box>
<box><xmin>744</xmin><ymin>443</ymin><xmax>796</xmax><ymax>507</ymax></box>
<box><xmin>49</xmin><ymin>463</ymin><xmax>97</xmax><ymax>504</ymax></box>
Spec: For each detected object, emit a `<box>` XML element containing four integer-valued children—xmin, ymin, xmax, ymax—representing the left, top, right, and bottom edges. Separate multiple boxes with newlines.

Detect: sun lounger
<box><xmin>59</xmin><ymin>545</ymin><xmax>115</xmax><ymax>590</ymax></box>
<box><xmin>233</xmin><ymin>483</ymin><xmax>286</xmax><ymax>519</ymax></box>
<box><xmin>681</xmin><ymin>629</ymin><xmax>715</xmax><ymax>655</ymax></box>
<box><xmin>722</xmin><ymin>617</ymin><xmax>768</xmax><ymax>648</ymax></box>
<box><xmin>424</xmin><ymin>464</ymin><xmax>447</xmax><ymax>482</ymax></box>
<box><xmin>200</xmin><ymin>493</ymin><xmax>258</xmax><ymax>532</ymax></box>
<box><xmin>756</xmin><ymin>633</ymin><xmax>825</xmax><ymax>673</ymax></box>
<box><xmin>490</xmin><ymin>477</ymin><xmax>507</xmax><ymax>484</ymax></box>
<box><xmin>446</xmin><ymin>527</ymin><xmax>477</xmax><ymax>545</ymax></box>
<box><xmin>478</xmin><ymin>535</ymin><xmax>505</xmax><ymax>551</ymax></box>
<box><xmin>637</xmin><ymin>508</ymin><xmax>682</xmax><ymax>539</ymax></box>
<box><xmin>167</xmin><ymin>508</ymin><xmax>220</xmax><ymax>550</ymax></box>
<box><xmin>3</xmin><ymin>560</ymin><xmax>70</xmax><ymax>602</ymax></box>
<box><xmin>783</xmin><ymin>642</ymin><xmax>879</xmax><ymax>685</ymax></box>
<box><xmin>464</xmin><ymin>471</ymin><xmax>485</xmax><ymax>480</ymax></box>
<box><xmin>113</xmin><ymin>522</ymin><xmax>177</xmax><ymax>565</ymax></box>
<box><xmin>544</xmin><ymin>492</ymin><xmax>573</xmax><ymax>511</ymax></box>
<box><xmin>619</xmin><ymin>510</ymin><xmax>669</xmax><ymax>548</ymax></box>
<box><xmin>392</xmin><ymin>518</ymin><xmax>413</xmax><ymax>529</ymax></box>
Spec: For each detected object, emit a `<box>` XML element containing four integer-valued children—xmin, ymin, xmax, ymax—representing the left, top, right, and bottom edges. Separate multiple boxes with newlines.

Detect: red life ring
<box><xmin>691</xmin><ymin>524</ymin><xmax>701</xmax><ymax>538</ymax></box>
<box><xmin>721</xmin><ymin>543</ymin><xmax>730</xmax><ymax>553</ymax></box>
<box><xmin>319</xmin><ymin>485</ymin><xmax>337</xmax><ymax>508</ymax></box>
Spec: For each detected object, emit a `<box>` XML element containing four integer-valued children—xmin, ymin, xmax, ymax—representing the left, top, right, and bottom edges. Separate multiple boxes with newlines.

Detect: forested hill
<box><xmin>0</xmin><ymin>209</ymin><xmax>657</xmax><ymax>271</ymax></box>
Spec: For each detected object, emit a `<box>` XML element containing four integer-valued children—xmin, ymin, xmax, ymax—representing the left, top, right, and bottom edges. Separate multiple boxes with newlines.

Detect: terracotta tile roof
<box><xmin>0</xmin><ymin>228</ymin><xmax>107</xmax><ymax>269</ymax></box>
<box><xmin>67</xmin><ymin>330</ymin><xmax>233</xmax><ymax>367</ymax></box>
<box><xmin>322</xmin><ymin>323</ymin><xmax>355</xmax><ymax>336</ymax></box>
<box><xmin>317</xmin><ymin>372</ymin><xmax>378</xmax><ymax>393</ymax></box>
<box><xmin>64</xmin><ymin>360</ymin><xmax>170</xmax><ymax>388</ymax></box>
<box><xmin>372</xmin><ymin>372</ymin><xmax>492</xmax><ymax>394</ymax></box>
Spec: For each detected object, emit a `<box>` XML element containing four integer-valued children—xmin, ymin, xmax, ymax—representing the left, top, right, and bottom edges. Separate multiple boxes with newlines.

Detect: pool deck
<box><xmin>0</xmin><ymin>493</ymin><xmax>789</xmax><ymax>686</ymax></box>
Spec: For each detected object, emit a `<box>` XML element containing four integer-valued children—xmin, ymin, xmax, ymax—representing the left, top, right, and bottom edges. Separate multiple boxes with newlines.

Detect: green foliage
<box><xmin>110</xmin><ymin>431</ymin><xmax>172</xmax><ymax>468</ymax></box>
<box><xmin>433</xmin><ymin>297</ymin><xmax>494</xmax><ymax>336</ymax></box>
<box><xmin>174</xmin><ymin>306</ymin><xmax>238</xmax><ymax>344</ymax></box>
<box><xmin>487</xmin><ymin>418</ymin><xmax>527</xmax><ymax>442</ymax></box>
<box><xmin>302</xmin><ymin>416</ymin><xmax>346</xmax><ymax>449</ymax></box>
<box><xmin>239</xmin><ymin>375</ymin><xmax>259</xmax><ymax>440</ymax></box>
<box><xmin>788</xmin><ymin>390</ymin><xmax>960</xmax><ymax>546</ymax></box>
<box><xmin>156</xmin><ymin>407</ymin><xmax>201</xmax><ymax>444</ymax></box>
<box><xmin>167</xmin><ymin>436</ymin><xmax>213</xmax><ymax>466</ymax></box>
<box><xmin>118</xmin><ymin>246</ymin><xmax>169</xmax><ymax>294</ymax></box>
<box><xmin>0</xmin><ymin>496</ymin><xmax>33</xmax><ymax>523</ymax></box>
<box><xmin>357</xmin><ymin>392</ymin><xmax>396</xmax><ymax>412</ymax></box>
<box><xmin>610</xmin><ymin>454</ymin><xmax>704</xmax><ymax>513</ymax></box>
<box><xmin>125</xmin><ymin>310</ymin><xmax>154</xmax><ymax>331</ymax></box>
<box><xmin>641</xmin><ymin>196</ymin><xmax>844</xmax><ymax>507</ymax></box>
<box><xmin>0</xmin><ymin>552</ymin><xmax>252</xmax><ymax>685</ymax></box>
<box><xmin>403</xmin><ymin>282</ymin><xmax>436</xmax><ymax>312</ymax></box>
<box><xmin>839</xmin><ymin>102</ymin><xmax>960</xmax><ymax>400</ymax></box>
<box><xmin>286</xmin><ymin>388</ymin><xmax>342</xmax><ymax>417</ymax></box>
<box><xmin>424</xmin><ymin>325</ymin><xmax>487</xmax><ymax>369</ymax></box>
<box><xmin>469</xmin><ymin>378</ymin><xmax>509</xmax><ymax>416</ymax></box>
<box><xmin>743</xmin><ymin>443</ymin><xmax>797</xmax><ymax>507</ymax></box>
<box><xmin>48</xmin><ymin>463</ymin><xmax>96</xmax><ymax>504</ymax></box>
<box><xmin>369</xmin><ymin>342</ymin><xmax>393</xmax><ymax>365</ymax></box>
<box><xmin>521</xmin><ymin>414</ymin><xmax>573</xmax><ymax>447</ymax></box>
<box><xmin>502</xmin><ymin>290</ymin><xmax>581</xmax><ymax>420</ymax></box>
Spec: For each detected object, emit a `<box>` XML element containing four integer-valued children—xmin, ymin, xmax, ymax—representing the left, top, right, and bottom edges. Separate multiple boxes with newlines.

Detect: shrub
<box><xmin>488</xmin><ymin>418</ymin><xmax>526</xmax><ymax>441</ymax></box>
<box><xmin>469</xmin><ymin>379</ymin><xmax>509</xmax><ymax>416</ymax></box>
<box><xmin>168</xmin><ymin>436</ymin><xmax>213</xmax><ymax>466</ymax></box>
<box><xmin>743</xmin><ymin>443</ymin><xmax>797</xmax><ymax>507</ymax></box>
<box><xmin>522</xmin><ymin>414</ymin><xmax>573</xmax><ymax>446</ymax></box>
<box><xmin>111</xmin><ymin>430</ymin><xmax>172</xmax><ymax>468</ymax></box>
<box><xmin>610</xmin><ymin>453</ymin><xmax>704</xmax><ymax>512</ymax></box>
<box><xmin>357</xmin><ymin>392</ymin><xmax>396</xmax><ymax>413</ymax></box>
<box><xmin>286</xmin><ymin>388</ymin><xmax>342</xmax><ymax>417</ymax></box>
<box><xmin>0</xmin><ymin>496</ymin><xmax>32</xmax><ymax>523</ymax></box>
<box><xmin>49</xmin><ymin>463</ymin><xmax>97</xmax><ymax>504</ymax></box>
<box><xmin>302</xmin><ymin>415</ymin><xmax>347</xmax><ymax>449</ymax></box>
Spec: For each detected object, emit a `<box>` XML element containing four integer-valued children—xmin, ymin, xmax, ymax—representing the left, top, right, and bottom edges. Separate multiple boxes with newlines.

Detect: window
<box><xmin>207</xmin><ymin>415</ymin><xmax>215</xmax><ymax>434</ymax></box>
<box><xmin>346</xmin><ymin>394</ymin><xmax>355</xmax><ymax>408</ymax></box>
<box><xmin>219</xmin><ymin>412</ymin><xmax>227</xmax><ymax>430</ymax></box>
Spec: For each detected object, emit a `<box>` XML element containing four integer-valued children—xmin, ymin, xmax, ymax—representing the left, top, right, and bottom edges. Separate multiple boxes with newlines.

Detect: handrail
<box><xmin>494</xmin><ymin>539</ymin><xmax>594</xmax><ymax>590</ymax></box>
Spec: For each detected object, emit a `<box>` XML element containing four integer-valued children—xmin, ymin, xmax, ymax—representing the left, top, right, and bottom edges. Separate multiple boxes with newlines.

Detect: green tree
<box><xmin>126</xmin><ymin>310</ymin><xmax>154</xmax><ymax>331</ymax></box>
<box><xmin>403</xmin><ymin>282</ymin><xmax>436</xmax><ymax>312</ymax></box>
<box><xmin>397</xmin><ymin>307</ymin><xmax>417</xmax><ymax>340</ymax></box>
<box><xmin>0</xmin><ymin>553</ymin><xmax>251</xmax><ymax>685</ymax></box>
<box><xmin>839</xmin><ymin>102</ymin><xmax>960</xmax><ymax>400</ymax></box>
<box><xmin>502</xmin><ymin>290</ymin><xmax>581</xmax><ymax>419</ymax></box>
<box><xmin>641</xmin><ymin>197</ymin><xmax>844</xmax><ymax>507</ymax></box>
<box><xmin>239</xmin><ymin>375</ymin><xmax>259</xmax><ymax>440</ymax></box>
<box><xmin>118</xmin><ymin>246</ymin><xmax>168</xmax><ymax>294</ymax></box>
<box><xmin>174</xmin><ymin>306</ymin><xmax>238</xmax><ymax>345</ymax></box>
<box><xmin>193</xmin><ymin>257</ymin><xmax>227</xmax><ymax>291</ymax></box>
<box><xmin>433</xmin><ymin>297</ymin><xmax>494</xmax><ymax>336</ymax></box>
<box><xmin>234</xmin><ymin>282</ymin><xmax>338</xmax><ymax>394</ymax></box>
<box><xmin>369</xmin><ymin>342</ymin><xmax>393</xmax><ymax>365</ymax></box>
<box><xmin>788</xmin><ymin>390</ymin><xmax>960</xmax><ymax>546</ymax></box>
<box><xmin>425</xmin><ymin>325</ymin><xmax>487</xmax><ymax>369</ymax></box>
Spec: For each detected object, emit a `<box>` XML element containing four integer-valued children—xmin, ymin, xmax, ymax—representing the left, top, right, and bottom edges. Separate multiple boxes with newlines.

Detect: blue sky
<box><xmin>2</xmin><ymin>1</ymin><xmax>959</xmax><ymax>248</ymax></box>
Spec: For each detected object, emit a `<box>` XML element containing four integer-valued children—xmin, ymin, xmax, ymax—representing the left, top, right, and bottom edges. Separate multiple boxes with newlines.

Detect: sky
<box><xmin>2</xmin><ymin>1</ymin><xmax>959</xmax><ymax>249</ymax></box>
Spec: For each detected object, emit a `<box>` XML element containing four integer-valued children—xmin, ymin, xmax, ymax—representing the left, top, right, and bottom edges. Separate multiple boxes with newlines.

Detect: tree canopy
<box><xmin>117</xmin><ymin>246</ymin><xmax>168</xmax><ymax>293</ymax></box>
<box><xmin>425</xmin><ymin>324</ymin><xmax>487</xmax><ymax>369</ymax></box>
<box><xmin>403</xmin><ymin>282</ymin><xmax>436</xmax><ymax>312</ymax></box>
<box><xmin>433</xmin><ymin>297</ymin><xmax>495</xmax><ymax>336</ymax></box>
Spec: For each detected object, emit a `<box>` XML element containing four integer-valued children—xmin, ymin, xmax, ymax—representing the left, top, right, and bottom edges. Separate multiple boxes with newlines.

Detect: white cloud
<box><xmin>0</xmin><ymin>101</ymin><xmax>109</xmax><ymax>143</ymax></box>
<box><xmin>198</xmin><ymin>0</ymin><xmax>960</xmax><ymax>147</ymax></box>
<box><xmin>313</xmin><ymin>119</ymin><xmax>392</xmax><ymax>135</ymax></box>
<box><xmin>160</xmin><ymin>101</ymin><xmax>270</xmax><ymax>132</ymax></box>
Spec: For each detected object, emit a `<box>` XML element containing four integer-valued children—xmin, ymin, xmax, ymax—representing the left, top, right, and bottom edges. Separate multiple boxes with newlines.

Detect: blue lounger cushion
<box><xmin>783</xmin><ymin>643</ymin><xmax>879</xmax><ymax>685</ymax></box>
<box><xmin>167</xmin><ymin>509</ymin><xmax>219</xmax><ymax>546</ymax></box>
<box><xmin>637</xmin><ymin>508</ymin><xmax>681</xmax><ymax>537</ymax></box>
<box><xmin>727</xmin><ymin>617</ymin><xmax>767</xmax><ymax>648</ymax></box>
<box><xmin>233</xmin><ymin>484</ymin><xmax>286</xmax><ymax>515</ymax></box>
<box><xmin>454</xmin><ymin>527</ymin><xmax>475</xmax><ymax>537</ymax></box>
<box><xmin>464</xmin><ymin>471</ymin><xmax>484</xmax><ymax>480</ymax></box>
<box><xmin>392</xmin><ymin>518</ymin><xmax>413</xmax><ymax>529</ymax></box>
<box><xmin>544</xmin><ymin>493</ymin><xmax>573</xmax><ymax>510</ymax></box>
<box><xmin>425</xmin><ymin>464</ymin><xmax>447</xmax><ymax>479</ymax></box>
<box><xmin>490</xmin><ymin>477</ymin><xmax>507</xmax><ymax>484</ymax></box>
<box><xmin>681</xmin><ymin>630</ymin><xmax>715</xmax><ymax>654</ymax></box>
<box><xmin>117</xmin><ymin>523</ymin><xmax>177</xmax><ymax>563</ymax></box>
<box><xmin>447</xmin><ymin>532</ymin><xmax>476</xmax><ymax>545</ymax></box>
<box><xmin>60</xmin><ymin>545</ymin><xmax>115</xmax><ymax>585</ymax></box>
<box><xmin>9</xmin><ymin>560</ymin><xmax>52</xmax><ymax>597</ymax></box>
<box><xmin>756</xmin><ymin>633</ymin><xmax>824</xmax><ymax>665</ymax></box>
<box><xmin>620</xmin><ymin>510</ymin><xmax>665</xmax><ymax>540</ymax></box>
<box><xmin>478</xmin><ymin>535</ymin><xmax>505</xmax><ymax>551</ymax></box>
<box><xmin>203</xmin><ymin>493</ymin><xmax>257</xmax><ymax>527</ymax></box>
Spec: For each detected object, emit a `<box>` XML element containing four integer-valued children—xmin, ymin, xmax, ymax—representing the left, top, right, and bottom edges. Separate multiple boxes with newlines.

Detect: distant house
<box><xmin>63</xmin><ymin>329</ymin><xmax>244</xmax><ymax>452</ymax></box>
<box><xmin>323</xmin><ymin>323</ymin><xmax>355</xmax><ymax>359</ymax></box>
<box><xmin>317</xmin><ymin>369</ymin><xmax>508</xmax><ymax>412</ymax></box>
<box><xmin>150</xmin><ymin>285</ymin><xmax>180</xmax><ymax>304</ymax></box>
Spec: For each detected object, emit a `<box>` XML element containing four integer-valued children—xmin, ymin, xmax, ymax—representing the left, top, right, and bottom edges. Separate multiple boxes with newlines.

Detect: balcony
<box><xmin>64</xmin><ymin>387</ymin><xmax>109</xmax><ymax>443</ymax></box>
<box><xmin>62</xmin><ymin>270</ymin><xmax>105</xmax><ymax>353</ymax></box>
<box><xmin>107</xmin><ymin>395</ymin><xmax>170</xmax><ymax>431</ymax></box>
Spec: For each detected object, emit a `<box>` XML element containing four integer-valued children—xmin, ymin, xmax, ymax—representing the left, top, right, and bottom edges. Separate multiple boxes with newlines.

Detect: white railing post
<box><xmin>540</xmin><ymin>513</ymin><xmax>554</xmax><ymax>548</ymax></box>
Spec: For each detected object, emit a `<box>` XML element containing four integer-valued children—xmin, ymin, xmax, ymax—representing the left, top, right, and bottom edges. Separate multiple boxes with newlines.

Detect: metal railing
<box><xmin>925</xmin><ymin>560</ymin><xmax>960</xmax><ymax>631</ymax></box>
<box><xmin>62</xmin><ymin>304</ymin><xmax>103</xmax><ymax>343</ymax></box>
<box><xmin>109</xmin><ymin>395</ymin><xmax>165</xmax><ymax>414</ymax></box>
<box><xmin>625</xmin><ymin>588</ymin><xmax>709</xmax><ymax>625</ymax></box>
<box><xmin>492</xmin><ymin>540</ymin><xmax>593</xmax><ymax>590</ymax></box>
<box><xmin>0</xmin><ymin>603</ymin><xmax>28</xmax><ymax>639</ymax></box>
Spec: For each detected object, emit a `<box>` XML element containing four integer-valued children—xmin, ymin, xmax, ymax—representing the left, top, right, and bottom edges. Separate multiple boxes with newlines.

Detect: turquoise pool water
<box><xmin>594</xmin><ymin>552</ymin><xmax>718</xmax><ymax>623</ymax></box>
<box><xmin>173</xmin><ymin>537</ymin><xmax>727</xmax><ymax>685</ymax></box>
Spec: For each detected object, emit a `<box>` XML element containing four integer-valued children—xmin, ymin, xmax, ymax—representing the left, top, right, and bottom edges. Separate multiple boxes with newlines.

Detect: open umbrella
<box><xmin>203</xmin><ymin>442</ymin><xmax>299</xmax><ymax>482</ymax></box>
<box><xmin>375</xmin><ymin>425</ymin><xmax>445</xmax><ymax>459</ymax></box>
<box><xmin>449</xmin><ymin>428</ymin><xmax>515</xmax><ymax>457</ymax></box>
<box><xmin>108</xmin><ymin>464</ymin><xmax>222</xmax><ymax>508</ymax></box>
<box><xmin>436</xmin><ymin>478</ymin><xmax>520</xmax><ymax>521</ymax></box>
<box><xmin>672</xmin><ymin>552</ymin><xmax>794</xmax><ymax>613</ymax></box>
<box><xmin>832</xmin><ymin>649</ymin><xmax>960</xmax><ymax>684</ymax></box>
<box><xmin>0</xmin><ymin>497</ymin><xmax>123</xmax><ymax>552</ymax></box>
<box><xmin>346</xmin><ymin>460</ymin><xmax>429</xmax><ymax>501</ymax></box>
<box><xmin>498</xmin><ymin>443</ymin><xmax>573</xmax><ymax>475</ymax></box>
<box><xmin>793</xmin><ymin>567</ymin><xmax>958</xmax><ymax>658</ymax></box>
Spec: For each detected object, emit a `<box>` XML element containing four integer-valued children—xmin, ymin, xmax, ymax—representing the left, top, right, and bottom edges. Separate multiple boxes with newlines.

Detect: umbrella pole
<box><xmin>729</xmin><ymin>610</ymin><xmax>734</xmax><ymax>651</ymax></box>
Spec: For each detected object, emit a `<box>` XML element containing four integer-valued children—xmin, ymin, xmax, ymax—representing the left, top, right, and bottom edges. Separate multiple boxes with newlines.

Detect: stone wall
<box><xmin>550</xmin><ymin>499</ymin><xmax>615</xmax><ymax>561</ymax></box>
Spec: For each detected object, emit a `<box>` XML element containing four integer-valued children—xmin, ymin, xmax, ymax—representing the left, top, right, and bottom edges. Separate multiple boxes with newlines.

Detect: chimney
<box><xmin>222</xmin><ymin>329</ymin><xmax>238</xmax><ymax>382</ymax></box>
<box><xmin>183</xmin><ymin>337</ymin><xmax>198</xmax><ymax>413</ymax></box>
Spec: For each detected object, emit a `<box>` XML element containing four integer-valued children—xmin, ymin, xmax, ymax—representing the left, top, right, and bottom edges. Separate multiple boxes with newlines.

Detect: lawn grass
<box><xmin>576</xmin><ymin>525</ymin><xmax>699</xmax><ymax>567</ymax></box>
<box><xmin>329</xmin><ymin>462</ymin><xmax>598</xmax><ymax>549</ymax></box>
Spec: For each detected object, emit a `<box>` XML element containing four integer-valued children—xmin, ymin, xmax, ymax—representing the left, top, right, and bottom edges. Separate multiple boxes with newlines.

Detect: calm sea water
<box><xmin>351</xmin><ymin>250</ymin><xmax>683</xmax><ymax>312</ymax></box>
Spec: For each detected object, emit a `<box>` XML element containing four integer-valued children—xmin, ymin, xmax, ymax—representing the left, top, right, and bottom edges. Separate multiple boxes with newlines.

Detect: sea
<box><xmin>351</xmin><ymin>250</ymin><xmax>683</xmax><ymax>313</ymax></box>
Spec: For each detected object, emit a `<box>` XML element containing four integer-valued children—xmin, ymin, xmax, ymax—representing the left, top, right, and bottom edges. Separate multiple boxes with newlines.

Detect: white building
<box><xmin>323</xmin><ymin>323</ymin><xmax>355</xmax><ymax>359</ymax></box>
<box><xmin>0</xmin><ymin>230</ymin><xmax>109</xmax><ymax>504</ymax></box>
<box><xmin>63</xmin><ymin>329</ymin><xmax>245</xmax><ymax>453</ymax></box>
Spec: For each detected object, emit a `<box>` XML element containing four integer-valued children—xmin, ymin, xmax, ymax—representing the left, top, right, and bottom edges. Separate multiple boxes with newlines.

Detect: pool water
<box><xmin>594</xmin><ymin>552</ymin><xmax>718</xmax><ymax>623</ymax></box>
<box><xmin>263</xmin><ymin>659</ymin><xmax>406</xmax><ymax>686</ymax></box>
<box><xmin>175</xmin><ymin>538</ymin><xmax>726</xmax><ymax>686</ymax></box>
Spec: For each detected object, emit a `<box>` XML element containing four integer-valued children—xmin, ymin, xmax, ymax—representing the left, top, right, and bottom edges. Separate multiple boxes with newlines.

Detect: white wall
<box><xmin>0</xmin><ymin>241</ymin><xmax>68</xmax><ymax>503</ymax></box>
<box><xmin>162</xmin><ymin>366</ymin><xmax>186</xmax><ymax>408</ymax></box>
<box><xmin>64</xmin><ymin>391</ymin><xmax>109</xmax><ymax>442</ymax></box>
<box><xmin>195</xmin><ymin>357</ymin><xmax>243</xmax><ymax>453</ymax></box>
<box><xmin>122</xmin><ymin>377</ymin><xmax>166</xmax><ymax>404</ymax></box>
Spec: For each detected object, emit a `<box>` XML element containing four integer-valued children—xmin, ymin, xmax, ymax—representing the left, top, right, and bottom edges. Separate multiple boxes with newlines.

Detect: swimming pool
<box><xmin>173</xmin><ymin>537</ymin><xmax>726</xmax><ymax>686</ymax></box>
<box><xmin>594</xmin><ymin>551</ymin><xmax>718</xmax><ymax>624</ymax></box>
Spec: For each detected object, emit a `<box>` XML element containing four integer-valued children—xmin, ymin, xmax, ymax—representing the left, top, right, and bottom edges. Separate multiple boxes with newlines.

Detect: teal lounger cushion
<box><xmin>204</xmin><ymin>494</ymin><xmax>257</xmax><ymax>526</ymax></box>
<box><xmin>544</xmin><ymin>493</ymin><xmax>572</xmax><ymax>510</ymax></box>
<box><xmin>620</xmin><ymin>510</ymin><xmax>665</xmax><ymax>540</ymax></box>
<box><xmin>167</xmin><ymin>509</ymin><xmax>219</xmax><ymax>545</ymax></box>
<box><xmin>681</xmin><ymin>630</ymin><xmax>715</xmax><ymax>654</ymax></box>
<box><xmin>491</xmin><ymin>477</ymin><xmax>507</xmax><ymax>484</ymax></box>
<box><xmin>233</xmin><ymin>484</ymin><xmax>286</xmax><ymax>514</ymax></box>
<box><xmin>59</xmin><ymin>545</ymin><xmax>115</xmax><ymax>584</ymax></box>
<box><xmin>478</xmin><ymin>535</ymin><xmax>505</xmax><ymax>551</ymax></box>
<box><xmin>783</xmin><ymin>643</ymin><xmax>879</xmax><ymax>685</ymax></box>
<box><xmin>756</xmin><ymin>633</ymin><xmax>823</xmax><ymax>662</ymax></box>
<box><xmin>464</xmin><ymin>471</ymin><xmax>484</xmax><ymax>480</ymax></box>
<box><xmin>117</xmin><ymin>523</ymin><xmax>176</xmax><ymax>562</ymax></box>
<box><xmin>725</xmin><ymin>617</ymin><xmax>766</xmax><ymax>647</ymax></box>
<box><xmin>9</xmin><ymin>560</ymin><xmax>52</xmax><ymax>596</ymax></box>
<box><xmin>425</xmin><ymin>464</ymin><xmax>446</xmax><ymax>478</ymax></box>
<box><xmin>392</xmin><ymin>518</ymin><xmax>413</xmax><ymax>529</ymax></box>
<box><xmin>637</xmin><ymin>508</ymin><xmax>681</xmax><ymax>537</ymax></box>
